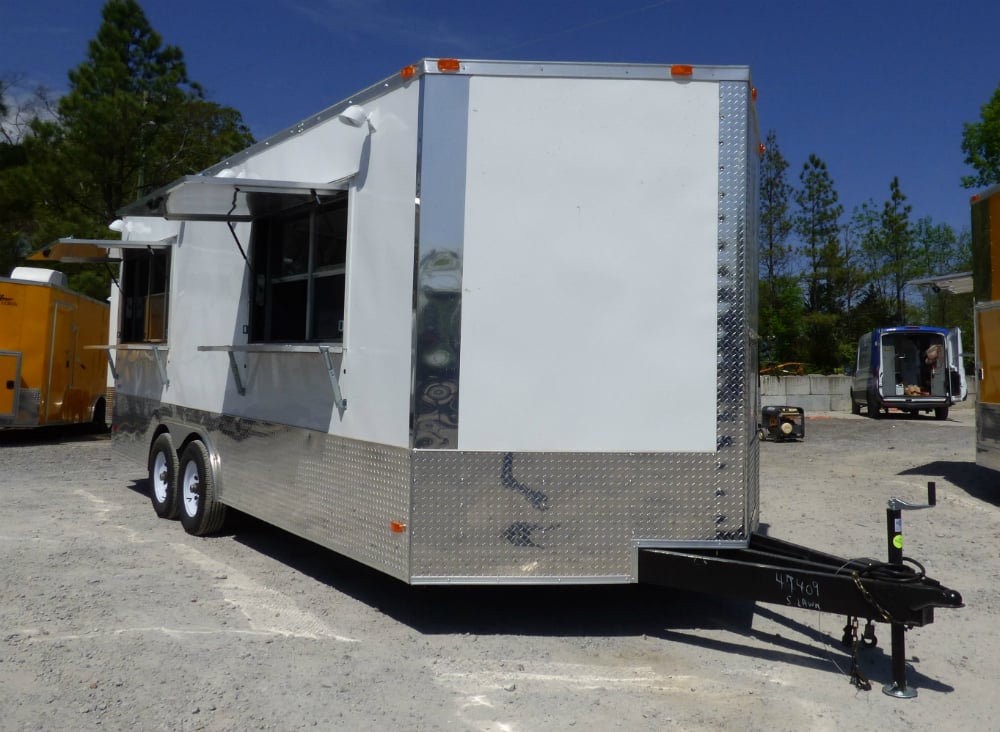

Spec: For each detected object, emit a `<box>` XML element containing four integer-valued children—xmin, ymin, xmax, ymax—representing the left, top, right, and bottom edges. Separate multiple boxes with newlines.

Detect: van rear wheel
<box><xmin>850</xmin><ymin>391</ymin><xmax>861</xmax><ymax>415</ymax></box>
<box><xmin>934</xmin><ymin>407</ymin><xmax>949</xmax><ymax>421</ymax></box>
<box><xmin>867</xmin><ymin>390</ymin><xmax>882</xmax><ymax>419</ymax></box>
<box><xmin>178</xmin><ymin>440</ymin><xmax>227</xmax><ymax>536</ymax></box>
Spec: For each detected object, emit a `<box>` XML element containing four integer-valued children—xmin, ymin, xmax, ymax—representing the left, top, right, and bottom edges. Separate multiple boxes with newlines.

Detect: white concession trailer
<box><xmin>109</xmin><ymin>59</ymin><xmax>764</xmax><ymax>583</ymax></box>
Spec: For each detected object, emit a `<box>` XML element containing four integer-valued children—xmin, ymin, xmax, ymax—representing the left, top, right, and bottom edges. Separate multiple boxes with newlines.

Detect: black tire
<box><xmin>178</xmin><ymin>440</ymin><xmax>227</xmax><ymax>536</ymax></box>
<box><xmin>850</xmin><ymin>391</ymin><xmax>861</xmax><ymax>416</ymax></box>
<box><xmin>934</xmin><ymin>407</ymin><xmax>949</xmax><ymax>421</ymax></box>
<box><xmin>91</xmin><ymin>398</ymin><xmax>108</xmax><ymax>432</ymax></box>
<box><xmin>866</xmin><ymin>390</ymin><xmax>882</xmax><ymax>419</ymax></box>
<box><xmin>148</xmin><ymin>433</ymin><xmax>180</xmax><ymax>519</ymax></box>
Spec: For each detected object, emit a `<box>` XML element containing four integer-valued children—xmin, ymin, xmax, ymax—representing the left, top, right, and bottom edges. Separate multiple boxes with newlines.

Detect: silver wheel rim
<box><xmin>152</xmin><ymin>452</ymin><xmax>169</xmax><ymax>504</ymax></box>
<box><xmin>182</xmin><ymin>460</ymin><xmax>200</xmax><ymax>518</ymax></box>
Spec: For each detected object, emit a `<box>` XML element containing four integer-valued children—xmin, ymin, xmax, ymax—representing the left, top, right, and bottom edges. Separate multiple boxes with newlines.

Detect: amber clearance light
<box><xmin>437</xmin><ymin>58</ymin><xmax>461</xmax><ymax>73</ymax></box>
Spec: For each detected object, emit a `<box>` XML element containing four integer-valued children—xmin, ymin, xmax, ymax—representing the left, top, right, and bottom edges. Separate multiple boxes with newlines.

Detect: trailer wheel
<box><xmin>178</xmin><ymin>440</ymin><xmax>227</xmax><ymax>536</ymax></box>
<box><xmin>148</xmin><ymin>433</ymin><xmax>179</xmax><ymax>519</ymax></box>
<box><xmin>934</xmin><ymin>407</ymin><xmax>949</xmax><ymax>421</ymax></box>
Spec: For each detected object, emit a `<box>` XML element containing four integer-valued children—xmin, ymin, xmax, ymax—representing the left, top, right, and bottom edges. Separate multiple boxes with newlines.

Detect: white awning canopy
<box><xmin>117</xmin><ymin>175</ymin><xmax>352</xmax><ymax>222</ymax></box>
<box><xmin>907</xmin><ymin>272</ymin><xmax>974</xmax><ymax>295</ymax></box>
<box><xmin>28</xmin><ymin>236</ymin><xmax>178</xmax><ymax>263</ymax></box>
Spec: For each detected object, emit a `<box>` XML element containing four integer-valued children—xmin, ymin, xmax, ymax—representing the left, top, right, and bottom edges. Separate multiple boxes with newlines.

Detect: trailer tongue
<box><xmin>639</xmin><ymin>484</ymin><xmax>963</xmax><ymax>697</ymax></box>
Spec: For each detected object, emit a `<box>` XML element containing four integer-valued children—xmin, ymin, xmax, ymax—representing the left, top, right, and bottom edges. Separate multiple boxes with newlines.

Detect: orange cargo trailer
<box><xmin>0</xmin><ymin>267</ymin><xmax>110</xmax><ymax>429</ymax></box>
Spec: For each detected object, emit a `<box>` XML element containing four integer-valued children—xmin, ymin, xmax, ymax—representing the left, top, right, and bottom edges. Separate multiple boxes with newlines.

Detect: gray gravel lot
<box><xmin>1</xmin><ymin>408</ymin><xmax>997</xmax><ymax>731</ymax></box>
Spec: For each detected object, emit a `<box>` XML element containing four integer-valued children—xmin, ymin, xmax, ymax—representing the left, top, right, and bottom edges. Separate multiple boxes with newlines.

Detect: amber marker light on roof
<box><xmin>390</xmin><ymin>521</ymin><xmax>407</xmax><ymax>533</ymax></box>
<box><xmin>752</xmin><ymin>87</ymin><xmax>758</xmax><ymax>101</ymax></box>
<box><xmin>400</xmin><ymin>65</ymin><xmax>416</xmax><ymax>80</ymax></box>
<box><xmin>670</xmin><ymin>64</ymin><xmax>694</xmax><ymax>77</ymax></box>
<box><xmin>759</xmin><ymin>143</ymin><xmax>766</xmax><ymax>156</ymax></box>
<box><xmin>437</xmin><ymin>58</ymin><xmax>461</xmax><ymax>72</ymax></box>
<box><xmin>972</xmin><ymin>194</ymin><xmax>981</xmax><ymax>202</ymax></box>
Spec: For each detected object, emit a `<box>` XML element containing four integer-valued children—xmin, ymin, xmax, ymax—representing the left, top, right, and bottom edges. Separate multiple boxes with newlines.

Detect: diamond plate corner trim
<box><xmin>717</xmin><ymin>80</ymin><xmax>758</xmax><ymax>539</ymax></box>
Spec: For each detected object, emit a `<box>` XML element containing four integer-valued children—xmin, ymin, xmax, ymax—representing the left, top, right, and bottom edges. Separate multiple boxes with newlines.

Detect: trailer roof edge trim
<box><xmin>27</xmin><ymin>235</ymin><xmax>178</xmax><ymax>263</ymax></box>
<box><xmin>417</xmin><ymin>58</ymin><xmax>751</xmax><ymax>82</ymax></box>
<box><xmin>202</xmin><ymin>59</ymin><xmax>752</xmax><ymax>176</ymax></box>
<box><xmin>118</xmin><ymin>174</ymin><xmax>353</xmax><ymax>222</ymax></box>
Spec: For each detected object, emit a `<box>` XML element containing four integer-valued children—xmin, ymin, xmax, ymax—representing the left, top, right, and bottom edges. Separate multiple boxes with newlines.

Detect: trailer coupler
<box><xmin>639</xmin><ymin>483</ymin><xmax>962</xmax><ymax>696</ymax></box>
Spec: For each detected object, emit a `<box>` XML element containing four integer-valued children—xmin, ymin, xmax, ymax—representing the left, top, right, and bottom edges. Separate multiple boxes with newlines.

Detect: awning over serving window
<box><xmin>117</xmin><ymin>175</ymin><xmax>352</xmax><ymax>222</ymax></box>
<box><xmin>28</xmin><ymin>236</ymin><xmax>178</xmax><ymax>263</ymax></box>
<box><xmin>907</xmin><ymin>271</ymin><xmax>974</xmax><ymax>295</ymax></box>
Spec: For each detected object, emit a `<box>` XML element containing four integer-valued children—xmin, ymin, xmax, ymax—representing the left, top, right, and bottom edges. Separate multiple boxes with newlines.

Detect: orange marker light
<box><xmin>972</xmin><ymin>194</ymin><xmax>981</xmax><ymax>203</ymax></box>
<box><xmin>671</xmin><ymin>64</ymin><xmax>694</xmax><ymax>77</ymax></box>
<box><xmin>759</xmin><ymin>143</ymin><xmax>766</xmax><ymax>156</ymax></box>
<box><xmin>401</xmin><ymin>65</ymin><xmax>416</xmax><ymax>80</ymax></box>
<box><xmin>437</xmin><ymin>58</ymin><xmax>461</xmax><ymax>73</ymax></box>
<box><xmin>751</xmin><ymin>87</ymin><xmax>758</xmax><ymax>101</ymax></box>
<box><xmin>390</xmin><ymin>521</ymin><xmax>407</xmax><ymax>533</ymax></box>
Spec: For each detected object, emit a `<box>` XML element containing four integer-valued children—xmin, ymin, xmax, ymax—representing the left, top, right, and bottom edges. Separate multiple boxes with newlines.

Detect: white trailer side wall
<box><xmin>457</xmin><ymin>76</ymin><xmax>720</xmax><ymax>452</ymax></box>
<box><xmin>163</xmin><ymin>84</ymin><xmax>420</xmax><ymax>448</ymax></box>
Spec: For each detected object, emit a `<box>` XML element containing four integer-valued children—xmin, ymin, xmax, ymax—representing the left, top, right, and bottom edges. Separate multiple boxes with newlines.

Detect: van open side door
<box><xmin>948</xmin><ymin>327</ymin><xmax>968</xmax><ymax>400</ymax></box>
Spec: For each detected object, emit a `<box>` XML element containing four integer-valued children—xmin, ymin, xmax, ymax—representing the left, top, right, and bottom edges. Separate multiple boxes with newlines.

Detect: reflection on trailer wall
<box><xmin>120</xmin><ymin>249</ymin><xmax>170</xmax><ymax>343</ymax></box>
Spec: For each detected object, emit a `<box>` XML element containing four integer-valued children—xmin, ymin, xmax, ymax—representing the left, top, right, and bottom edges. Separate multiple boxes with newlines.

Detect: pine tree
<box><xmin>794</xmin><ymin>155</ymin><xmax>844</xmax><ymax>370</ymax></box>
<box><xmin>879</xmin><ymin>177</ymin><xmax>916</xmax><ymax>323</ymax></box>
<box><xmin>757</xmin><ymin>130</ymin><xmax>802</xmax><ymax>364</ymax></box>
<box><xmin>13</xmin><ymin>0</ymin><xmax>253</xmax><ymax>297</ymax></box>
<box><xmin>795</xmin><ymin>155</ymin><xmax>844</xmax><ymax>314</ymax></box>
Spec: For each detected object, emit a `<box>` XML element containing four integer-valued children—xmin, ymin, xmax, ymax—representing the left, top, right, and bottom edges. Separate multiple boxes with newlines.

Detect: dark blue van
<box><xmin>850</xmin><ymin>326</ymin><xmax>967</xmax><ymax>419</ymax></box>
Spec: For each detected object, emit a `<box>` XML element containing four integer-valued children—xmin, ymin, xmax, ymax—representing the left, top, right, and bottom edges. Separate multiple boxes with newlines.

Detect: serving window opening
<box><xmin>120</xmin><ymin>248</ymin><xmax>170</xmax><ymax>343</ymax></box>
<box><xmin>250</xmin><ymin>195</ymin><xmax>348</xmax><ymax>343</ymax></box>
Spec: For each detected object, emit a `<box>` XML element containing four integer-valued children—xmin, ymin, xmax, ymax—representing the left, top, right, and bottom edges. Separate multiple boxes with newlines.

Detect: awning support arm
<box><xmin>319</xmin><ymin>344</ymin><xmax>347</xmax><ymax>414</ymax></box>
<box><xmin>227</xmin><ymin>187</ymin><xmax>254</xmax><ymax>275</ymax></box>
<box><xmin>150</xmin><ymin>345</ymin><xmax>169</xmax><ymax>387</ymax></box>
<box><xmin>225</xmin><ymin>351</ymin><xmax>246</xmax><ymax>396</ymax></box>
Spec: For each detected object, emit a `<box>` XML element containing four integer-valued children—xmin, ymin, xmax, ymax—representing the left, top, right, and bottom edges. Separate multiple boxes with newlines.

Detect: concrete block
<box><xmin>759</xmin><ymin>375</ymin><xmax>786</xmax><ymax>396</ymax></box>
<box><xmin>782</xmin><ymin>377</ymin><xmax>811</xmax><ymax>396</ymax></box>
<box><xmin>761</xmin><ymin>394</ymin><xmax>831</xmax><ymax>412</ymax></box>
<box><xmin>808</xmin><ymin>375</ymin><xmax>850</xmax><ymax>396</ymax></box>
<box><xmin>829</xmin><ymin>394</ymin><xmax>853</xmax><ymax>412</ymax></box>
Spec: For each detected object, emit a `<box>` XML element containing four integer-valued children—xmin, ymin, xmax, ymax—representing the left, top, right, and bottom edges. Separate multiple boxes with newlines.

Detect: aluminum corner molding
<box><xmin>717</xmin><ymin>80</ymin><xmax>759</xmax><ymax>538</ymax></box>
<box><xmin>412</xmin><ymin>74</ymin><xmax>470</xmax><ymax>450</ymax></box>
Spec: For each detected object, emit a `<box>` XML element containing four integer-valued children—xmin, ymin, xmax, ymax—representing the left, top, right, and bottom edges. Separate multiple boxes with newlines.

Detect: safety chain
<box><xmin>851</xmin><ymin>570</ymin><xmax>893</xmax><ymax>623</ymax></box>
<box><xmin>841</xmin><ymin>616</ymin><xmax>872</xmax><ymax>691</ymax></box>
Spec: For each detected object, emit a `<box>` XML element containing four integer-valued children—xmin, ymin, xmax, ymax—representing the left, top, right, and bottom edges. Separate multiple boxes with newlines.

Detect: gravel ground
<box><xmin>1</xmin><ymin>406</ymin><xmax>996</xmax><ymax>731</ymax></box>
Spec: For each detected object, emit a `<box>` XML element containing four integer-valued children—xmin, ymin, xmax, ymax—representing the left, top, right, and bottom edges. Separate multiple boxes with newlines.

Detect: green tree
<box><xmin>12</xmin><ymin>0</ymin><xmax>253</xmax><ymax>297</ymax></box>
<box><xmin>757</xmin><ymin>130</ymin><xmax>802</xmax><ymax>364</ymax></box>
<box><xmin>961</xmin><ymin>81</ymin><xmax>1000</xmax><ymax>189</ymax></box>
<box><xmin>795</xmin><ymin>154</ymin><xmax>844</xmax><ymax>315</ymax></box>
<box><xmin>794</xmin><ymin>155</ymin><xmax>844</xmax><ymax>370</ymax></box>
<box><xmin>911</xmin><ymin>218</ymin><xmax>973</xmax><ymax>332</ymax></box>
<box><xmin>879</xmin><ymin>177</ymin><xmax>916</xmax><ymax>323</ymax></box>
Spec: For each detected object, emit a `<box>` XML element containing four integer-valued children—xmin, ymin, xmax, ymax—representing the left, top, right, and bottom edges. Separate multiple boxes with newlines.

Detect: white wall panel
<box><xmin>458</xmin><ymin>76</ymin><xmax>720</xmax><ymax>452</ymax></box>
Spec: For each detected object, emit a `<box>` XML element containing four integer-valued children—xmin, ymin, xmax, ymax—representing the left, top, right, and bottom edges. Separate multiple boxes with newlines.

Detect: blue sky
<box><xmin>2</xmin><ymin>0</ymin><xmax>998</xmax><ymax>234</ymax></box>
